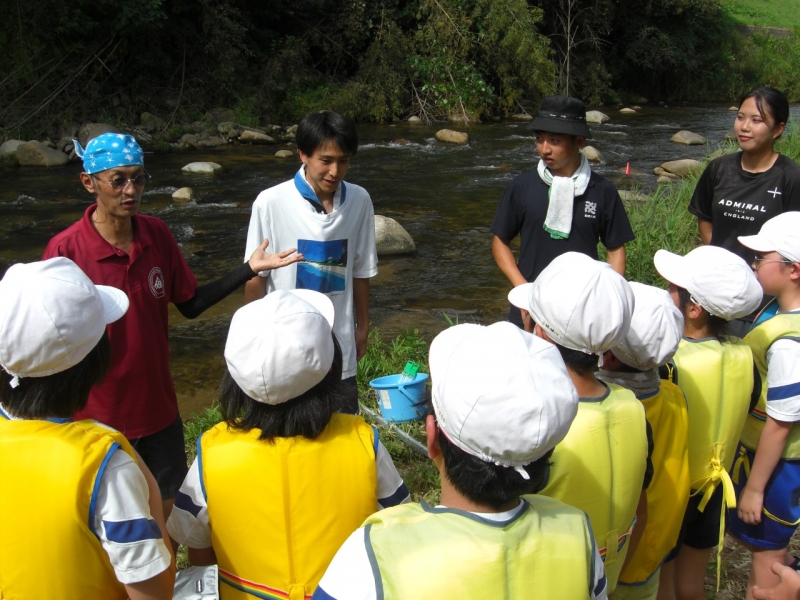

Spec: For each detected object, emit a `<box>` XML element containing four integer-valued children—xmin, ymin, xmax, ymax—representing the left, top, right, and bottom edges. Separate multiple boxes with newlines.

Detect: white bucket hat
<box><xmin>224</xmin><ymin>289</ymin><xmax>336</xmax><ymax>405</ymax></box>
<box><xmin>508</xmin><ymin>252</ymin><xmax>634</xmax><ymax>355</ymax></box>
<box><xmin>429</xmin><ymin>321</ymin><xmax>578</xmax><ymax>472</ymax></box>
<box><xmin>738</xmin><ymin>211</ymin><xmax>800</xmax><ymax>264</ymax></box>
<box><xmin>654</xmin><ymin>245</ymin><xmax>762</xmax><ymax>320</ymax></box>
<box><xmin>611</xmin><ymin>282</ymin><xmax>684</xmax><ymax>371</ymax></box>
<box><xmin>0</xmin><ymin>257</ymin><xmax>129</xmax><ymax>387</ymax></box>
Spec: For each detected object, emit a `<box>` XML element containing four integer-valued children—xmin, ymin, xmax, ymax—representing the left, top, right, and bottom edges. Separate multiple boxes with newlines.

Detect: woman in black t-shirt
<box><xmin>688</xmin><ymin>87</ymin><xmax>800</xmax><ymax>265</ymax></box>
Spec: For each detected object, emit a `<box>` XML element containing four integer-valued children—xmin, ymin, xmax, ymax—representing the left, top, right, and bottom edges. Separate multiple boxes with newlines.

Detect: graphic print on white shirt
<box><xmin>297</xmin><ymin>239</ymin><xmax>348</xmax><ymax>294</ymax></box>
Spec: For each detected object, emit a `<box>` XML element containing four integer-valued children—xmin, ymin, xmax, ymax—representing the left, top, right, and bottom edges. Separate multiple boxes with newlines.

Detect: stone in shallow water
<box><xmin>172</xmin><ymin>187</ymin><xmax>194</xmax><ymax>202</ymax></box>
<box><xmin>375</xmin><ymin>215</ymin><xmax>416</xmax><ymax>255</ymax></box>
<box><xmin>435</xmin><ymin>129</ymin><xmax>469</xmax><ymax>144</ymax></box>
<box><xmin>670</xmin><ymin>130</ymin><xmax>707</xmax><ymax>145</ymax></box>
<box><xmin>16</xmin><ymin>141</ymin><xmax>70</xmax><ymax>167</ymax></box>
<box><xmin>181</xmin><ymin>162</ymin><xmax>222</xmax><ymax>174</ymax></box>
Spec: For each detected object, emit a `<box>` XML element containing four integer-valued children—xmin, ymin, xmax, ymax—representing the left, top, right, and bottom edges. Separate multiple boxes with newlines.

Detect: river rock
<box><xmin>435</xmin><ymin>129</ymin><xmax>469</xmax><ymax>144</ymax></box>
<box><xmin>408</xmin><ymin>116</ymin><xmax>422</xmax><ymax>124</ymax></box>
<box><xmin>16</xmin><ymin>141</ymin><xmax>70</xmax><ymax>167</ymax></box>
<box><xmin>196</xmin><ymin>136</ymin><xmax>226</xmax><ymax>148</ymax></box>
<box><xmin>707</xmin><ymin>149</ymin><xmax>728</xmax><ymax>160</ymax></box>
<box><xmin>179</xmin><ymin>133</ymin><xmax>198</xmax><ymax>147</ymax></box>
<box><xmin>182</xmin><ymin>162</ymin><xmax>222</xmax><ymax>175</ymax></box>
<box><xmin>729</xmin><ymin>106</ymin><xmax>738</xmax><ymax>111</ymax></box>
<box><xmin>205</xmin><ymin>107</ymin><xmax>236</xmax><ymax>125</ymax></box>
<box><xmin>275</xmin><ymin>150</ymin><xmax>294</xmax><ymax>158</ymax></box>
<box><xmin>172</xmin><ymin>187</ymin><xmax>194</xmax><ymax>202</ymax></box>
<box><xmin>653</xmin><ymin>167</ymin><xmax>679</xmax><ymax>178</ymax></box>
<box><xmin>581</xmin><ymin>146</ymin><xmax>603</xmax><ymax>162</ymax></box>
<box><xmin>0</xmin><ymin>140</ymin><xmax>24</xmax><ymax>157</ymax></box>
<box><xmin>140</xmin><ymin>112</ymin><xmax>165</xmax><ymax>132</ymax></box>
<box><xmin>586</xmin><ymin>110</ymin><xmax>610</xmax><ymax>124</ymax></box>
<box><xmin>725</xmin><ymin>130</ymin><xmax>737</xmax><ymax>142</ymax></box>
<box><xmin>661</xmin><ymin>159</ymin><xmax>702</xmax><ymax>177</ymax></box>
<box><xmin>78</xmin><ymin>123</ymin><xmax>121</xmax><ymax>147</ymax></box>
<box><xmin>239</xmin><ymin>130</ymin><xmax>276</xmax><ymax>144</ymax></box>
<box><xmin>512</xmin><ymin>113</ymin><xmax>533</xmax><ymax>121</ymax></box>
<box><xmin>286</xmin><ymin>124</ymin><xmax>298</xmax><ymax>134</ymax></box>
<box><xmin>657</xmin><ymin>176</ymin><xmax>676</xmax><ymax>185</ymax></box>
<box><xmin>375</xmin><ymin>215</ymin><xmax>416</xmax><ymax>255</ymax></box>
<box><xmin>620</xmin><ymin>107</ymin><xmax>637</xmax><ymax>114</ymax></box>
<box><xmin>671</xmin><ymin>130</ymin><xmax>707</xmax><ymax>145</ymax></box>
<box><xmin>218</xmin><ymin>121</ymin><xmax>237</xmax><ymax>134</ymax></box>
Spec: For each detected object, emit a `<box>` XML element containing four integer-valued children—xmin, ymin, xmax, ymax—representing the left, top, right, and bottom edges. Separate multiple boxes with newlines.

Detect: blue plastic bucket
<box><xmin>369</xmin><ymin>373</ymin><xmax>429</xmax><ymax>423</ymax></box>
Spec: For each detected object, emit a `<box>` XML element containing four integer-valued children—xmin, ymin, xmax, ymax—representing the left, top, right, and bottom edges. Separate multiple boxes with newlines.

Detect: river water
<box><xmin>2</xmin><ymin>104</ymin><xmax>797</xmax><ymax>415</ymax></box>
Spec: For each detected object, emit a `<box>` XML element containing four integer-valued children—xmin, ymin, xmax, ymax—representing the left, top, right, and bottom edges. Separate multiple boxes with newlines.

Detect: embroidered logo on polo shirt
<box><xmin>584</xmin><ymin>201</ymin><xmax>597</xmax><ymax>218</ymax></box>
<box><xmin>149</xmin><ymin>267</ymin><xmax>165</xmax><ymax>298</ymax></box>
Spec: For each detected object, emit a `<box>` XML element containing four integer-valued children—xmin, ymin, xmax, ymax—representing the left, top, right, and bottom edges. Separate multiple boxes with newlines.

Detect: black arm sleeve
<box><xmin>750</xmin><ymin>359</ymin><xmax>762</xmax><ymax>414</ymax></box>
<box><xmin>642</xmin><ymin>419</ymin><xmax>655</xmax><ymax>491</ymax></box>
<box><xmin>175</xmin><ymin>262</ymin><xmax>257</xmax><ymax>319</ymax></box>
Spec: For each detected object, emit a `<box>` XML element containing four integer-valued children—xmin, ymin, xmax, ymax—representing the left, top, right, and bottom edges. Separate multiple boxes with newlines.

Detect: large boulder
<box><xmin>195</xmin><ymin>136</ymin><xmax>227</xmax><ymax>148</ymax></box>
<box><xmin>16</xmin><ymin>141</ymin><xmax>70</xmax><ymax>167</ymax></box>
<box><xmin>581</xmin><ymin>146</ymin><xmax>603</xmax><ymax>162</ymax></box>
<box><xmin>435</xmin><ymin>129</ymin><xmax>469</xmax><ymax>144</ymax></box>
<box><xmin>585</xmin><ymin>110</ymin><xmax>610</xmax><ymax>124</ymax></box>
<box><xmin>182</xmin><ymin>162</ymin><xmax>222</xmax><ymax>174</ymax></box>
<box><xmin>0</xmin><ymin>140</ymin><xmax>24</xmax><ymax>157</ymax></box>
<box><xmin>408</xmin><ymin>116</ymin><xmax>422</xmax><ymax>124</ymax></box>
<box><xmin>653</xmin><ymin>167</ymin><xmax>679</xmax><ymax>179</ymax></box>
<box><xmin>78</xmin><ymin>123</ymin><xmax>121</xmax><ymax>147</ymax></box>
<box><xmin>375</xmin><ymin>215</ymin><xmax>416</xmax><ymax>256</ymax></box>
<box><xmin>239</xmin><ymin>130</ymin><xmax>276</xmax><ymax>144</ymax></box>
<box><xmin>671</xmin><ymin>130</ymin><xmax>707</xmax><ymax>145</ymax></box>
<box><xmin>179</xmin><ymin>133</ymin><xmax>198</xmax><ymax>147</ymax></box>
<box><xmin>140</xmin><ymin>112</ymin><xmax>165</xmax><ymax>132</ymax></box>
<box><xmin>661</xmin><ymin>159</ymin><xmax>702</xmax><ymax>178</ymax></box>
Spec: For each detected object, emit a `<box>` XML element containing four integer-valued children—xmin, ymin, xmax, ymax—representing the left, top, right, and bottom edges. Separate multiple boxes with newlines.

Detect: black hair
<box><xmin>555</xmin><ymin>344</ymin><xmax>598</xmax><ymax>376</ymax></box>
<box><xmin>421</xmin><ymin>400</ymin><xmax>550</xmax><ymax>509</ymax></box>
<box><xmin>677</xmin><ymin>287</ymin><xmax>729</xmax><ymax>341</ymax></box>
<box><xmin>0</xmin><ymin>331</ymin><xmax>111</xmax><ymax>419</ymax></box>
<box><xmin>437</xmin><ymin>427</ymin><xmax>551</xmax><ymax>509</ymax></box>
<box><xmin>219</xmin><ymin>334</ymin><xmax>344</xmax><ymax>441</ymax></box>
<box><xmin>740</xmin><ymin>86</ymin><xmax>790</xmax><ymax>136</ymax></box>
<box><xmin>296</xmin><ymin>111</ymin><xmax>358</xmax><ymax>157</ymax></box>
<box><xmin>534</xmin><ymin>131</ymin><xmax>580</xmax><ymax>143</ymax></box>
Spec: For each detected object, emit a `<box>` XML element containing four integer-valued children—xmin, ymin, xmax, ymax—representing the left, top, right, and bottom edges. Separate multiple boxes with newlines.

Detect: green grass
<box><xmin>721</xmin><ymin>0</ymin><xmax>800</xmax><ymax>29</ymax></box>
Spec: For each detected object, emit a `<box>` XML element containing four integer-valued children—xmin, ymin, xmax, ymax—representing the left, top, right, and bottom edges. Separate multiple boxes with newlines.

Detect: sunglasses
<box><xmin>92</xmin><ymin>172</ymin><xmax>150</xmax><ymax>191</ymax></box>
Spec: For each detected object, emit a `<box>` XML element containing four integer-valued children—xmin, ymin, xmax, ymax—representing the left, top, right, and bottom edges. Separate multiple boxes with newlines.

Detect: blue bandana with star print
<box><xmin>73</xmin><ymin>133</ymin><xmax>144</xmax><ymax>174</ymax></box>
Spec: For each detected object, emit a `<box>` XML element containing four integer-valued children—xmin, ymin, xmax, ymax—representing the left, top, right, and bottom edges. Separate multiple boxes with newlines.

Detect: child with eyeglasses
<box><xmin>728</xmin><ymin>212</ymin><xmax>800</xmax><ymax>600</ymax></box>
<box><xmin>653</xmin><ymin>245</ymin><xmax>762</xmax><ymax>600</ymax></box>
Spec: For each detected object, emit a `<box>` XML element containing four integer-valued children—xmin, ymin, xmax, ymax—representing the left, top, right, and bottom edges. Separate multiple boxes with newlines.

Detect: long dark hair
<box><xmin>0</xmin><ymin>331</ymin><xmax>112</xmax><ymax>419</ymax></box>
<box><xmin>219</xmin><ymin>334</ymin><xmax>345</xmax><ymax>441</ymax></box>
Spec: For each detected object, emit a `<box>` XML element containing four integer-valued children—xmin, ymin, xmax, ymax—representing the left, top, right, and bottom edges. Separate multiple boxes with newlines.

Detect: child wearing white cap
<box><xmin>725</xmin><ymin>212</ymin><xmax>800</xmax><ymax>598</ymax></box>
<box><xmin>653</xmin><ymin>244</ymin><xmax>762</xmax><ymax>599</ymax></box>
<box><xmin>595</xmin><ymin>282</ymin><xmax>690</xmax><ymax>600</ymax></box>
<box><xmin>508</xmin><ymin>251</ymin><xmax>650</xmax><ymax>595</ymax></box>
<box><xmin>313</xmin><ymin>321</ymin><xmax>608</xmax><ymax>600</ymax></box>
<box><xmin>0</xmin><ymin>257</ymin><xmax>175</xmax><ymax>599</ymax></box>
<box><xmin>166</xmin><ymin>290</ymin><xmax>408</xmax><ymax>599</ymax></box>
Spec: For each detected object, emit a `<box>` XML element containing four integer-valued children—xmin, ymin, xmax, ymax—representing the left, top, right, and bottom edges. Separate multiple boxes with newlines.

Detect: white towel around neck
<box><xmin>538</xmin><ymin>154</ymin><xmax>592</xmax><ymax>239</ymax></box>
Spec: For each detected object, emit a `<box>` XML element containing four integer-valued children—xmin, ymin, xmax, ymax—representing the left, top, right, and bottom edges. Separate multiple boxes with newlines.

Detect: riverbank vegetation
<box><xmin>3</xmin><ymin>0</ymin><xmax>800</xmax><ymax>140</ymax></box>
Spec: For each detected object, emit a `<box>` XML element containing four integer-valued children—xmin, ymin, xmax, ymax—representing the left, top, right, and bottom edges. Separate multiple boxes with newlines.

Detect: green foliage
<box><xmin>720</xmin><ymin>0</ymin><xmax>800</xmax><ymax>28</ymax></box>
<box><xmin>183</xmin><ymin>404</ymin><xmax>223</xmax><ymax>462</ymax></box>
<box><xmin>733</xmin><ymin>31</ymin><xmax>800</xmax><ymax>102</ymax></box>
<box><xmin>232</xmin><ymin>97</ymin><xmax>262</xmax><ymax>128</ymax></box>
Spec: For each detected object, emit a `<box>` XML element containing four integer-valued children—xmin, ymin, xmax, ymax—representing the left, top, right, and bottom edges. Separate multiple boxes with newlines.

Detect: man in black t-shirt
<box><xmin>491</xmin><ymin>95</ymin><xmax>635</xmax><ymax>327</ymax></box>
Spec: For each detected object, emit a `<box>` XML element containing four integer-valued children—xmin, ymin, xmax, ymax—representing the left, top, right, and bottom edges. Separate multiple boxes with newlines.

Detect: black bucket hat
<box><xmin>531</xmin><ymin>95</ymin><xmax>592</xmax><ymax>138</ymax></box>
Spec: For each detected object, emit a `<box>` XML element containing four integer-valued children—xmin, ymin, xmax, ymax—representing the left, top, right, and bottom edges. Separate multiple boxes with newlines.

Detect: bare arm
<box><xmin>353</xmin><ymin>277</ymin><xmax>370</xmax><ymax>362</ymax></box>
<box><xmin>125</xmin><ymin>451</ymin><xmax>176</xmax><ymax>600</ymax></box>
<box><xmin>621</xmin><ymin>491</ymin><xmax>648</xmax><ymax>573</ymax></box>
<box><xmin>188</xmin><ymin>546</ymin><xmax>218</xmax><ymax>567</ymax></box>
<box><xmin>491</xmin><ymin>236</ymin><xmax>527</xmax><ymax>287</ymax></box>
<box><xmin>698</xmin><ymin>218</ymin><xmax>713</xmax><ymax>245</ymax></box>
<box><xmin>244</xmin><ymin>273</ymin><xmax>267</xmax><ymax>304</ymax></box>
<box><xmin>605</xmin><ymin>245</ymin><xmax>626</xmax><ymax>278</ymax></box>
<box><xmin>738</xmin><ymin>416</ymin><xmax>792</xmax><ymax>525</ymax></box>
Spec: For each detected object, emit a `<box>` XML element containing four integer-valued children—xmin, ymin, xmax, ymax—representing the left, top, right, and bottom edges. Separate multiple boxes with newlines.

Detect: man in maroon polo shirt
<box><xmin>43</xmin><ymin>133</ymin><xmax>302</xmax><ymax>519</ymax></box>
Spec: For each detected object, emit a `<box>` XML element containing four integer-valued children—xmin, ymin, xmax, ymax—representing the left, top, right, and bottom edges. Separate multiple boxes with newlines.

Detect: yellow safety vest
<box><xmin>539</xmin><ymin>384</ymin><xmax>648</xmax><ymax>594</ymax></box>
<box><xmin>0</xmin><ymin>418</ymin><xmax>136</xmax><ymax>599</ymax></box>
<box><xmin>200</xmin><ymin>413</ymin><xmax>378</xmax><ymax>600</ymax></box>
<box><xmin>364</xmin><ymin>496</ymin><xmax>596</xmax><ymax>599</ymax></box>
<box><xmin>740</xmin><ymin>312</ymin><xmax>800</xmax><ymax>458</ymax></box>
<box><xmin>619</xmin><ymin>381</ymin><xmax>690</xmax><ymax>586</ymax></box>
<box><xmin>672</xmin><ymin>337</ymin><xmax>752</xmax><ymax>507</ymax></box>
